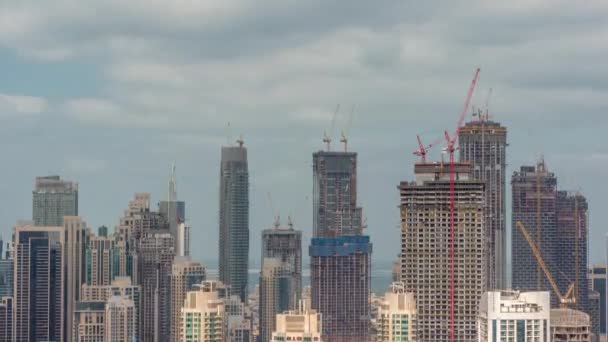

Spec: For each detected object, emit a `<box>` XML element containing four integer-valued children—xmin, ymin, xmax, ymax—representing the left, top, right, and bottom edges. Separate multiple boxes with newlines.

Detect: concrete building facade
<box><xmin>33</xmin><ymin>175</ymin><xmax>78</xmax><ymax>226</ymax></box>
<box><xmin>259</xmin><ymin>257</ymin><xmax>295</xmax><ymax>342</ymax></box>
<box><xmin>181</xmin><ymin>281</ymin><xmax>226</xmax><ymax>342</ymax></box>
<box><xmin>64</xmin><ymin>216</ymin><xmax>91</xmax><ymax>342</ymax></box>
<box><xmin>551</xmin><ymin>308</ymin><xmax>591</xmax><ymax>342</ymax></box>
<box><xmin>219</xmin><ymin>144</ymin><xmax>250</xmax><ymax>302</ymax></box>
<box><xmin>86</xmin><ymin>234</ymin><xmax>115</xmax><ymax>286</ymax></box>
<box><xmin>459</xmin><ymin>119</ymin><xmax>508</xmax><ymax>290</ymax></box>
<box><xmin>0</xmin><ymin>297</ymin><xmax>12</xmax><ymax>342</ymax></box>
<box><xmin>105</xmin><ymin>295</ymin><xmax>137</xmax><ymax>342</ymax></box>
<box><xmin>399</xmin><ymin>162</ymin><xmax>486</xmax><ymax>342</ymax></box>
<box><xmin>376</xmin><ymin>282</ymin><xmax>417</xmax><ymax>342</ymax></box>
<box><xmin>73</xmin><ymin>301</ymin><xmax>105</xmax><ymax>342</ymax></box>
<box><xmin>0</xmin><ymin>239</ymin><xmax>12</xmax><ymax>298</ymax></box>
<box><xmin>170</xmin><ymin>257</ymin><xmax>206</xmax><ymax>342</ymax></box>
<box><xmin>589</xmin><ymin>265</ymin><xmax>607</xmax><ymax>338</ymax></box>
<box><xmin>478</xmin><ymin>291</ymin><xmax>551</xmax><ymax>342</ymax></box>
<box><xmin>271</xmin><ymin>301</ymin><xmax>323</xmax><ymax>342</ymax></box>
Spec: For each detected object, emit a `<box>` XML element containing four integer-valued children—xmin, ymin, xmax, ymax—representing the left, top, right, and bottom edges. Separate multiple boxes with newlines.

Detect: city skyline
<box><xmin>1</xmin><ymin>1</ymin><xmax>607</xmax><ymax>268</ymax></box>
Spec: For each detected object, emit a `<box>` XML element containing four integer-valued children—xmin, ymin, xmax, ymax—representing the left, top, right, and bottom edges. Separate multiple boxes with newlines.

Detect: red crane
<box><xmin>444</xmin><ymin>67</ymin><xmax>480</xmax><ymax>342</ymax></box>
<box><xmin>413</xmin><ymin>134</ymin><xmax>443</xmax><ymax>162</ymax></box>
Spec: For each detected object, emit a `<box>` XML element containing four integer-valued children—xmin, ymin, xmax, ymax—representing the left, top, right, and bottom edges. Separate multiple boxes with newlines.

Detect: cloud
<box><xmin>0</xmin><ymin>94</ymin><xmax>48</xmax><ymax>116</ymax></box>
<box><xmin>66</xmin><ymin>157</ymin><xmax>108</xmax><ymax>174</ymax></box>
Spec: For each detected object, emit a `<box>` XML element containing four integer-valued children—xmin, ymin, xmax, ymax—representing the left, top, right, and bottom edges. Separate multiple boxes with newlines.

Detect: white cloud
<box><xmin>0</xmin><ymin>94</ymin><xmax>48</xmax><ymax>115</ymax></box>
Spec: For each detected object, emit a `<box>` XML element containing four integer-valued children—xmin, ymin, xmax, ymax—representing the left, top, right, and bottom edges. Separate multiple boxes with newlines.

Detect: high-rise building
<box><xmin>259</xmin><ymin>257</ymin><xmax>295</xmax><ymax>342</ymax></box>
<box><xmin>219</xmin><ymin>143</ymin><xmax>250</xmax><ymax>301</ymax></box>
<box><xmin>73</xmin><ymin>301</ymin><xmax>106</xmax><ymax>342</ymax></box>
<box><xmin>511</xmin><ymin>160</ymin><xmax>558</xmax><ymax>295</ymax></box>
<box><xmin>271</xmin><ymin>300</ymin><xmax>323</xmax><ymax>342</ymax></box>
<box><xmin>64</xmin><ymin>216</ymin><xmax>90</xmax><ymax>342</ymax></box>
<box><xmin>399</xmin><ymin>162</ymin><xmax>486</xmax><ymax>342</ymax></box>
<box><xmin>0</xmin><ymin>297</ymin><xmax>12</xmax><ymax>342</ymax></box>
<box><xmin>478</xmin><ymin>291</ymin><xmax>551</xmax><ymax>342</ymax></box>
<box><xmin>225</xmin><ymin>294</ymin><xmax>253</xmax><ymax>342</ymax></box>
<box><xmin>117</xmin><ymin>193</ymin><xmax>168</xmax><ymax>245</ymax></box>
<box><xmin>310</xmin><ymin>235</ymin><xmax>372</xmax><ymax>342</ymax></box>
<box><xmin>87</xmin><ymin>234</ymin><xmax>115</xmax><ymax>286</ymax></box>
<box><xmin>105</xmin><ymin>295</ymin><xmax>137</xmax><ymax>342</ymax></box>
<box><xmin>170</xmin><ymin>257</ymin><xmax>206</xmax><ymax>342</ymax></box>
<box><xmin>14</xmin><ymin>224</ymin><xmax>65</xmax><ymax>342</ymax></box>
<box><xmin>376</xmin><ymin>282</ymin><xmax>417</xmax><ymax>342</ymax></box>
<box><xmin>459</xmin><ymin>119</ymin><xmax>507</xmax><ymax>289</ymax></box>
<box><xmin>159</xmin><ymin>164</ymin><xmax>187</xmax><ymax>253</ymax></box>
<box><xmin>138</xmin><ymin>231</ymin><xmax>175</xmax><ymax>342</ymax></box>
<box><xmin>311</xmin><ymin>149</ymin><xmax>371</xmax><ymax>342</ymax></box>
<box><xmin>98</xmin><ymin>225</ymin><xmax>109</xmax><ymax>237</ymax></box>
<box><xmin>0</xmin><ymin>239</ymin><xmax>12</xmax><ymax>298</ymax></box>
<box><xmin>551</xmin><ymin>308</ymin><xmax>592</xmax><ymax>341</ymax></box>
<box><xmin>312</xmin><ymin>151</ymin><xmax>362</xmax><ymax>238</ymax></box>
<box><xmin>81</xmin><ymin>276</ymin><xmax>141</xmax><ymax>341</ymax></box>
<box><xmin>181</xmin><ymin>281</ymin><xmax>226</xmax><ymax>342</ymax></box>
<box><xmin>259</xmin><ymin>217</ymin><xmax>302</xmax><ymax>342</ymax></box>
<box><xmin>589</xmin><ymin>265</ymin><xmax>607</xmax><ymax>337</ymax></box>
<box><xmin>33</xmin><ymin>175</ymin><xmax>78</xmax><ymax>226</ymax></box>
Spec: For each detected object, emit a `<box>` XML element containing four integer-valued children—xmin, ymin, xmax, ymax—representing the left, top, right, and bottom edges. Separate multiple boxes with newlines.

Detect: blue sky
<box><xmin>0</xmin><ymin>0</ymin><xmax>607</xmax><ymax>271</ymax></box>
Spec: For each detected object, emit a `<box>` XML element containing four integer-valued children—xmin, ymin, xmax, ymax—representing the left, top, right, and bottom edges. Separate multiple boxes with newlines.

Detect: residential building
<box><xmin>86</xmin><ymin>234</ymin><xmax>115</xmax><ymax>286</ymax></box>
<box><xmin>138</xmin><ymin>231</ymin><xmax>175</xmax><ymax>342</ymax></box>
<box><xmin>170</xmin><ymin>256</ymin><xmax>206</xmax><ymax>342</ymax></box>
<box><xmin>0</xmin><ymin>297</ymin><xmax>12</xmax><ymax>342</ymax></box>
<box><xmin>81</xmin><ymin>276</ymin><xmax>141</xmax><ymax>341</ymax></box>
<box><xmin>311</xmin><ymin>149</ymin><xmax>371</xmax><ymax>342</ymax></box>
<box><xmin>14</xmin><ymin>224</ymin><xmax>65</xmax><ymax>342</ymax></box>
<box><xmin>271</xmin><ymin>300</ymin><xmax>323</xmax><ymax>342</ymax></box>
<box><xmin>225</xmin><ymin>294</ymin><xmax>253</xmax><ymax>342</ymax></box>
<box><xmin>478</xmin><ymin>291</ymin><xmax>551</xmax><ymax>342</ymax></box>
<box><xmin>219</xmin><ymin>143</ymin><xmax>250</xmax><ymax>301</ymax></box>
<box><xmin>459</xmin><ymin>119</ymin><xmax>508</xmax><ymax>289</ymax></box>
<box><xmin>64</xmin><ymin>216</ymin><xmax>91</xmax><ymax>342</ymax></box>
<box><xmin>376</xmin><ymin>282</ymin><xmax>417</xmax><ymax>342</ymax></box>
<box><xmin>181</xmin><ymin>281</ymin><xmax>226</xmax><ymax>342</ymax></box>
<box><xmin>73</xmin><ymin>301</ymin><xmax>105</xmax><ymax>342</ymax></box>
<box><xmin>259</xmin><ymin>257</ymin><xmax>295</xmax><ymax>342</ymax></box>
<box><xmin>105</xmin><ymin>295</ymin><xmax>137</xmax><ymax>342</ymax></box>
<box><xmin>310</xmin><ymin>235</ymin><xmax>372</xmax><ymax>342</ymax></box>
<box><xmin>33</xmin><ymin>175</ymin><xmax>78</xmax><ymax>226</ymax></box>
<box><xmin>551</xmin><ymin>308</ymin><xmax>591</xmax><ymax>341</ymax></box>
<box><xmin>399</xmin><ymin>162</ymin><xmax>486</xmax><ymax>342</ymax></box>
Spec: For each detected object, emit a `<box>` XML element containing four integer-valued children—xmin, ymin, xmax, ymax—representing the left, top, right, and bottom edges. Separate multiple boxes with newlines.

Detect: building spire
<box><xmin>169</xmin><ymin>162</ymin><xmax>177</xmax><ymax>202</ymax></box>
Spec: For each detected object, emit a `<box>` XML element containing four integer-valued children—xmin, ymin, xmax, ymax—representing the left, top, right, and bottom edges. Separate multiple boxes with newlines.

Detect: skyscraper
<box><xmin>159</xmin><ymin>164</ymin><xmax>187</xmax><ymax>253</ymax></box>
<box><xmin>376</xmin><ymin>282</ymin><xmax>417</xmax><ymax>342</ymax></box>
<box><xmin>219</xmin><ymin>143</ymin><xmax>249</xmax><ymax>301</ymax></box>
<box><xmin>311</xmin><ymin>149</ymin><xmax>371</xmax><ymax>342</ymax></box>
<box><xmin>138</xmin><ymin>230</ymin><xmax>175</xmax><ymax>342</ymax></box>
<box><xmin>589</xmin><ymin>265</ymin><xmax>607</xmax><ymax>337</ymax></box>
<box><xmin>105</xmin><ymin>295</ymin><xmax>137</xmax><ymax>342</ymax></box>
<box><xmin>511</xmin><ymin>160</ymin><xmax>557</xmax><ymax>295</ymax></box>
<box><xmin>259</xmin><ymin>217</ymin><xmax>302</xmax><ymax>342</ymax></box>
<box><xmin>169</xmin><ymin>256</ymin><xmax>206</xmax><ymax>342</ymax></box>
<box><xmin>64</xmin><ymin>216</ymin><xmax>90</xmax><ymax>342</ymax></box>
<box><xmin>312</xmin><ymin>151</ymin><xmax>362</xmax><ymax>238</ymax></box>
<box><xmin>86</xmin><ymin>233</ymin><xmax>115</xmax><ymax>286</ymax></box>
<box><xmin>459</xmin><ymin>119</ymin><xmax>507</xmax><ymax>289</ymax></box>
<box><xmin>259</xmin><ymin>257</ymin><xmax>295</xmax><ymax>342</ymax></box>
<box><xmin>399</xmin><ymin>162</ymin><xmax>486</xmax><ymax>342</ymax></box>
<box><xmin>14</xmin><ymin>224</ymin><xmax>65</xmax><ymax>342</ymax></box>
<box><xmin>32</xmin><ymin>175</ymin><xmax>78</xmax><ymax>226</ymax></box>
<box><xmin>478</xmin><ymin>291</ymin><xmax>551</xmax><ymax>342</ymax></box>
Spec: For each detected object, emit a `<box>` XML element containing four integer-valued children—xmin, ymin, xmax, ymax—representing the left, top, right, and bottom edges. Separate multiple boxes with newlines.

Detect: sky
<box><xmin>0</xmin><ymin>0</ymin><xmax>607</xmax><ymax>271</ymax></box>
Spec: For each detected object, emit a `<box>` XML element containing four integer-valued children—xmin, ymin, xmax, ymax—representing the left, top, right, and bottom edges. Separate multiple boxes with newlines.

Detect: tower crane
<box><xmin>323</xmin><ymin>104</ymin><xmax>340</xmax><ymax>151</ymax></box>
<box><xmin>516</xmin><ymin>221</ymin><xmax>576</xmax><ymax>307</ymax></box>
<box><xmin>413</xmin><ymin>135</ymin><xmax>443</xmax><ymax>163</ymax></box>
<box><xmin>444</xmin><ymin>67</ymin><xmax>481</xmax><ymax>342</ymax></box>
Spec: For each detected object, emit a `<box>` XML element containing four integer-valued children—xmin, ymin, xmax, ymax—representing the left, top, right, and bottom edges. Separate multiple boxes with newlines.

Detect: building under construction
<box><xmin>399</xmin><ymin>162</ymin><xmax>486</xmax><ymax>342</ymax></box>
<box><xmin>551</xmin><ymin>308</ymin><xmax>592</xmax><ymax>342</ymax></box>
<box><xmin>458</xmin><ymin>119</ymin><xmax>508</xmax><ymax>290</ymax></box>
<box><xmin>310</xmin><ymin>149</ymin><xmax>371</xmax><ymax>342</ymax></box>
